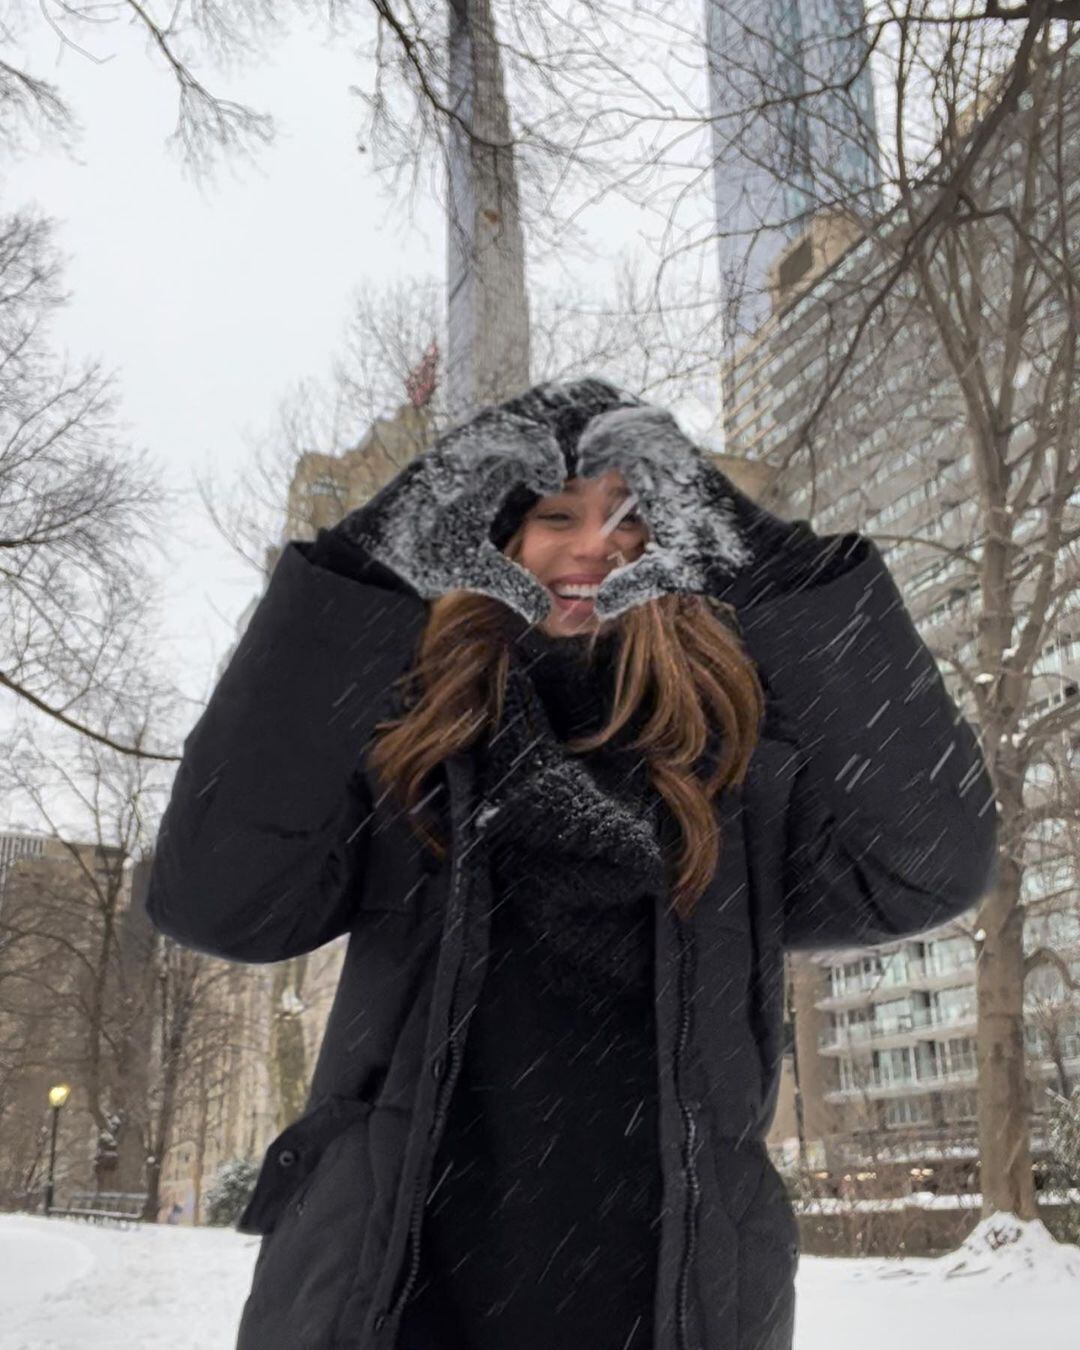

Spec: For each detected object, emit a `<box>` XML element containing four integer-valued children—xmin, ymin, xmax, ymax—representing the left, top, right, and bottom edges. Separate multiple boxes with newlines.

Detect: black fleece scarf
<box><xmin>476</xmin><ymin>623</ymin><xmax>670</xmax><ymax>1003</ymax></box>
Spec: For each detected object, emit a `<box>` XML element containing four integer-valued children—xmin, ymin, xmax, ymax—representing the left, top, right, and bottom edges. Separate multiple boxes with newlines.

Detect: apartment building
<box><xmin>0</xmin><ymin>836</ymin><xmax>140</xmax><ymax>1206</ymax></box>
<box><xmin>722</xmin><ymin>63</ymin><xmax>1080</xmax><ymax>1182</ymax></box>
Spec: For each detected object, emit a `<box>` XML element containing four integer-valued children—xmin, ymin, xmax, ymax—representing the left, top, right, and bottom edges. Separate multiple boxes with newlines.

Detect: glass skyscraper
<box><xmin>705</xmin><ymin>0</ymin><xmax>882</xmax><ymax>352</ymax></box>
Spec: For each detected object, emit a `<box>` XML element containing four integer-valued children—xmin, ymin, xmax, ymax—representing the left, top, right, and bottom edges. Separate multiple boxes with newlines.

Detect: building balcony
<box><xmin>818</xmin><ymin>1005</ymin><xmax>977</xmax><ymax>1054</ymax></box>
<box><xmin>905</xmin><ymin>956</ymin><xmax>979</xmax><ymax>990</ymax></box>
<box><xmin>823</xmin><ymin>1065</ymin><xmax>978</xmax><ymax>1103</ymax></box>
<box><xmin>823</xmin><ymin>1050</ymin><xmax>1080</xmax><ymax>1104</ymax></box>
<box><xmin>823</xmin><ymin>1122</ymin><xmax>981</xmax><ymax>1169</ymax></box>
<box><xmin>815</xmin><ymin>955</ymin><xmax>975</xmax><ymax>1010</ymax></box>
<box><xmin>815</xmin><ymin>974</ymin><xmax>911</xmax><ymax>1009</ymax></box>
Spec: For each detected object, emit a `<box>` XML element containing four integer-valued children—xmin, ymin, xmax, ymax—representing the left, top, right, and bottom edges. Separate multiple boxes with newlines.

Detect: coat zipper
<box><xmin>386</xmin><ymin>1021</ymin><xmax>466</xmax><ymax>1324</ymax></box>
<box><xmin>673</xmin><ymin>911</ymin><xmax>699</xmax><ymax>1350</ymax></box>
<box><xmin>386</xmin><ymin>684</ymin><xmax>562</xmax><ymax>1325</ymax></box>
<box><xmin>384</xmin><ymin>745</ymin><xmax>701</xmax><ymax>1348</ymax></box>
<box><xmin>385</xmin><ymin>763</ymin><xmax>476</xmax><ymax>1327</ymax></box>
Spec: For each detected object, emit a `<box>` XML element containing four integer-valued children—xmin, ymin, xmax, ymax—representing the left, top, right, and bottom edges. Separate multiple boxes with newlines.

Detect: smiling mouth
<box><xmin>548</xmin><ymin>586</ymin><xmax>598</xmax><ymax>614</ymax></box>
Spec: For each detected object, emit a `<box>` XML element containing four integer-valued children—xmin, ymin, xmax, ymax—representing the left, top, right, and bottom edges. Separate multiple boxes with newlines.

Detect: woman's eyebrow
<box><xmin>562</xmin><ymin>482</ymin><xmax>632</xmax><ymax>499</ymax></box>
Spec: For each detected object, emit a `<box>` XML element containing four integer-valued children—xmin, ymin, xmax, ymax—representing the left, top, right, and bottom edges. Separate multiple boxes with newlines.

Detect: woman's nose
<box><xmin>570</xmin><ymin>523</ymin><xmax>619</xmax><ymax>558</ymax></box>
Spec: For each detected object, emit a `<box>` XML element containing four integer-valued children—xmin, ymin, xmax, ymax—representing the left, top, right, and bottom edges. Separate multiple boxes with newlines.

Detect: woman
<box><xmin>146</xmin><ymin>378</ymin><xmax>997</xmax><ymax>1350</ymax></box>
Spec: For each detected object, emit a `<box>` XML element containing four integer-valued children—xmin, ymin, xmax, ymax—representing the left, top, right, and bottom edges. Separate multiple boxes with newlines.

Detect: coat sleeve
<box><xmin>732</xmin><ymin>532</ymin><xmax>998</xmax><ymax>952</ymax></box>
<box><xmin>145</xmin><ymin>539</ymin><xmax>429</xmax><ymax>963</ymax></box>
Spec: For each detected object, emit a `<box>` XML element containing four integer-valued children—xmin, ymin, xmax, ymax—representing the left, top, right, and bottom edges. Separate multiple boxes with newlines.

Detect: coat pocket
<box><xmin>236</xmin><ymin>1093</ymin><xmax>375</xmax><ymax>1236</ymax></box>
<box><xmin>734</xmin><ymin>1148</ymin><xmax>800</xmax><ymax>1350</ymax></box>
<box><xmin>740</xmin><ymin>1145</ymin><xmax>801</xmax><ymax>1263</ymax></box>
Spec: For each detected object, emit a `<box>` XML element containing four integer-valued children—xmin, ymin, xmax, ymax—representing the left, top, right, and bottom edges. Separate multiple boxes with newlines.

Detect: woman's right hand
<box><xmin>333</xmin><ymin>406</ymin><xmax>565</xmax><ymax>624</ymax></box>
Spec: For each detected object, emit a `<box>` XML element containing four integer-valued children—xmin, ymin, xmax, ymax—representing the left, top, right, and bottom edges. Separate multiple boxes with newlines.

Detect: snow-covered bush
<box><xmin>204</xmin><ymin>1159</ymin><xmax>259</xmax><ymax>1227</ymax></box>
<box><xmin>1046</xmin><ymin>1084</ymin><xmax>1080</xmax><ymax>1245</ymax></box>
<box><xmin>1048</xmin><ymin>1084</ymin><xmax>1080</xmax><ymax>1182</ymax></box>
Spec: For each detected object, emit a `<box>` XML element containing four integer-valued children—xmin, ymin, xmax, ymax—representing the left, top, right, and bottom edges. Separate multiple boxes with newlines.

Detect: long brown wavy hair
<box><xmin>367</xmin><ymin>522</ymin><xmax>765</xmax><ymax>921</ymax></box>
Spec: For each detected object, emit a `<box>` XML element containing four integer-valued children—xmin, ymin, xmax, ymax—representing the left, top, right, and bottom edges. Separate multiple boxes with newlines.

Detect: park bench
<box><xmin>51</xmin><ymin>1191</ymin><xmax>148</xmax><ymax>1225</ymax></box>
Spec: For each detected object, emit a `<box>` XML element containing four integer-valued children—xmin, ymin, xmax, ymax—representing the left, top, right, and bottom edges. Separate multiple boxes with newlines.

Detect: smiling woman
<box><xmin>509</xmin><ymin>471</ymin><xmax>650</xmax><ymax>636</ymax></box>
<box><xmin>146</xmin><ymin>375</ymin><xmax>997</xmax><ymax>1350</ymax></box>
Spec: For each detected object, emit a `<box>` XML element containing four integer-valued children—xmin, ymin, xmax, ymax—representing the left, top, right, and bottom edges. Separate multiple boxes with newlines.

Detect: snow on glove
<box><xmin>332</xmin><ymin>406</ymin><xmax>566</xmax><ymax>625</ymax></box>
<box><xmin>576</xmin><ymin>403</ymin><xmax>849</xmax><ymax>618</ymax></box>
<box><xmin>574</xmin><ymin>405</ymin><xmax>754</xmax><ymax>619</ymax></box>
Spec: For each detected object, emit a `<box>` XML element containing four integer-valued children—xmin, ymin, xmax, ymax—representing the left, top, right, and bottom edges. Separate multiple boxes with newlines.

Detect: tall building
<box><xmin>0</xmin><ymin>830</ymin><xmax>55</xmax><ymax>906</ymax></box>
<box><xmin>445</xmin><ymin>0</ymin><xmax>531</xmax><ymax>418</ymax></box>
<box><xmin>0</xmin><ymin>837</ymin><xmax>141</xmax><ymax>1207</ymax></box>
<box><xmin>725</xmin><ymin>57</ymin><xmax>1080</xmax><ymax>1187</ymax></box>
<box><xmin>704</xmin><ymin>0</ymin><xmax>881</xmax><ymax>354</ymax></box>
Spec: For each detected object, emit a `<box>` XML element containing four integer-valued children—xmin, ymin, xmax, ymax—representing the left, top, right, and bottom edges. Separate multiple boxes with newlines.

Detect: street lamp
<box><xmin>44</xmin><ymin>1083</ymin><xmax>71</xmax><ymax>1217</ymax></box>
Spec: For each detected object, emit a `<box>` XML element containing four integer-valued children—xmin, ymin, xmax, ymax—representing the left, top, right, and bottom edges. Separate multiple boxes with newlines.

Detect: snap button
<box><xmin>373</xmin><ymin>1311</ymin><xmax>387</xmax><ymax>1331</ymax></box>
<box><xmin>431</xmin><ymin>1053</ymin><xmax>446</xmax><ymax>1082</ymax></box>
<box><xmin>277</xmin><ymin>1148</ymin><xmax>299</xmax><ymax>1168</ymax></box>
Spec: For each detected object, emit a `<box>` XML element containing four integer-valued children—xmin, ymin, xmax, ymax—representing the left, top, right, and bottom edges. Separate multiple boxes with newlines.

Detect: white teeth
<box><xmin>552</xmin><ymin>583</ymin><xmax>600</xmax><ymax>599</ymax></box>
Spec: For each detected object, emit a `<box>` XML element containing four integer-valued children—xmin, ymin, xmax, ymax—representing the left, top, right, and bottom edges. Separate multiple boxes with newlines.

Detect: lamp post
<box><xmin>44</xmin><ymin>1083</ymin><xmax>71</xmax><ymax>1216</ymax></box>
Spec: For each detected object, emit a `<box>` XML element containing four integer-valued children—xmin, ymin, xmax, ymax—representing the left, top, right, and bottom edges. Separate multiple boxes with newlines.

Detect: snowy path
<box><xmin>0</xmin><ymin>1212</ymin><xmax>1077</xmax><ymax>1349</ymax></box>
<box><xmin>0</xmin><ymin>1214</ymin><xmax>259</xmax><ymax>1350</ymax></box>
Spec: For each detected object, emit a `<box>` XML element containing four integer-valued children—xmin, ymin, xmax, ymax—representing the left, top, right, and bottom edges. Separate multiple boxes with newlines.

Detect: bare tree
<box><xmin>0</xmin><ymin>713</ymin><xmax>269</xmax><ymax>1219</ymax></box>
<box><xmin>5</xmin><ymin>0</ymin><xmax>277</xmax><ymax>174</ymax></box>
<box><xmin>719</xmin><ymin>27</ymin><xmax>1080</xmax><ymax>1223</ymax></box>
<box><xmin>11</xmin><ymin>5</ymin><xmax>1070</xmax><ymax>287</ymax></box>
<box><xmin>888</xmin><ymin>29</ymin><xmax>1080</xmax><ymax>1221</ymax></box>
<box><xmin>141</xmin><ymin>932</ymin><xmax>248</xmax><ymax>1223</ymax></box>
<box><xmin>0</xmin><ymin>208</ymin><xmax>179</xmax><ymax>760</ymax></box>
<box><xmin>0</xmin><ymin>716</ymin><xmax>174</xmax><ymax>1198</ymax></box>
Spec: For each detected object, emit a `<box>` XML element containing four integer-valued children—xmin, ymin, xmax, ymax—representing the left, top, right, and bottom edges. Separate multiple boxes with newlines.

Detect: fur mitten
<box><xmin>331</xmin><ymin>406</ymin><xmax>566</xmax><ymax>624</ymax></box>
<box><xmin>576</xmin><ymin>404</ymin><xmax>857</xmax><ymax>616</ymax></box>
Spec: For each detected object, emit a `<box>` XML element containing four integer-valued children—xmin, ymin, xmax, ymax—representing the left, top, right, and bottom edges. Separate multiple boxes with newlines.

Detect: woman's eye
<box><xmin>534</xmin><ymin>509</ymin><xmax>643</xmax><ymax>526</ymax></box>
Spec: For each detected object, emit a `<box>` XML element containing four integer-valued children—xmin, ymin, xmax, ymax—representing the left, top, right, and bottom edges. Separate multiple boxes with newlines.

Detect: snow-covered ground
<box><xmin>0</xmin><ymin>1211</ymin><xmax>1077</xmax><ymax>1349</ymax></box>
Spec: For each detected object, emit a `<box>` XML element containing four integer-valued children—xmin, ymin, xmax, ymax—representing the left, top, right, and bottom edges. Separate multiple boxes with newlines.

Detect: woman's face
<box><xmin>511</xmin><ymin>470</ymin><xmax>650</xmax><ymax>637</ymax></box>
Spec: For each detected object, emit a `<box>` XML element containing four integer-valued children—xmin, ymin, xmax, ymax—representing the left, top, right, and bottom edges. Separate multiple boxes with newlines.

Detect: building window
<box><xmin>777</xmin><ymin>236</ymin><xmax>814</xmax><ymax>293</ymax></box>
<box><xmin>942</xmin><ymin>1090</ymin><xmax>977</xmax><ymax>1123</ymax></box>
<box><xmin>874</xmin><ymin>997</ymin><xmax>914</xmax><ymax>1034</ymax></box>
<box><xmin>928</xmin><ymin>936</ymin><xmax>975</xmax><ymax>975</ymax></box>
<box><xmin>308</xmin><ymin>476</ymin><xmax>342</xmax><ymax>498</ymax></box>
<box><xmin>874</xmin><ymin>1046</ymin><xmax>916</xmax><ymax>1086</ymax></box>
<box><xmin>1024</xmin><ymin>1023</ymin><xmax>1048</xmax><ymax>1056</ymax></box>
<box><xmin>945</xmin><ymin>1037</ymin><xmax>977</xmax><ymax>1073</ymax></box>
<box><xmin>881</xmin><ymin>951</ymin><xmax>910</xmax><ymax>987</ymax></box>
<box><xmin>885</xmin><ymin>1096</ymin><xmax>932</xmax><ymax>1127</ymax></box>
<box><xmin>934</xmin><ymin>986</ymin><xmax>976</xmax><ymax>1026</ymax></box>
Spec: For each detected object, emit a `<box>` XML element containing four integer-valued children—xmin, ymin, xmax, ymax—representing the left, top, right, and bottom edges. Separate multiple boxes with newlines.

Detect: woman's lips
<box><xmin>548</xmin><ymin>588</ymin><xmax>596</xmax><ymax>615</ymax></box>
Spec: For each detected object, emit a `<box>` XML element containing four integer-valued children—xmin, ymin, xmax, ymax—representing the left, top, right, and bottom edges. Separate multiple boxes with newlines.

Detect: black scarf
<box><xmin>475</xmin><ymin>624</ymin><xmax>670</xmax><ymax>1002</ymax></box>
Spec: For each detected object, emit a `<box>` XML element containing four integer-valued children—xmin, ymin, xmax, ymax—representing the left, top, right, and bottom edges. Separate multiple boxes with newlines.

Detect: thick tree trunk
<box><xmin>975</xmin><ymin>842</ymin><xmax>1037</xmax><ymax>1219</ymax></box>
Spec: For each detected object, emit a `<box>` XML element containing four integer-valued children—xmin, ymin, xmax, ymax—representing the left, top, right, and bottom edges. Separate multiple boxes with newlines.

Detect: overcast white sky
<box><xmin>13</xmin><ymin>15</ymin><xmax>450</xmax><ymax>705</ymax></box>
<box><xmin>2</xmin><ymin>7</ymin><xmax>721</xmax><ymax>831</ymax></box>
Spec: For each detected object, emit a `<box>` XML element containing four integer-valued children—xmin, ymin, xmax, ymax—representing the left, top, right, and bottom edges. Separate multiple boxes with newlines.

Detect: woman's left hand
<box><xmin>575</xmin><ymin>405</ymin><xmax>755</xmax><ymax>619</ymax></box>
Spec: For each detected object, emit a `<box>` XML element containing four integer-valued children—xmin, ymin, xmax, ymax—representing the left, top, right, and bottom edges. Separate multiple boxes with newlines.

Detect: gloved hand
<box><xmin>575</xmin><ymin>404</ymin><xmax>848</xmax><ymax>619</ymax></box>
<box><xmin>331</xmin><ymin>405</ymin><xmax>565</xmax><ymax>625</ymax></box>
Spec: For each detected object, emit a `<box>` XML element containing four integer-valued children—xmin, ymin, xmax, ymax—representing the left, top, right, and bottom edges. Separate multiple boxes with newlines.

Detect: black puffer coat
<box><xmin>145</xmin><ymin>526</ymin><xmax>997</xmax><ymax>1350</ymax></box>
